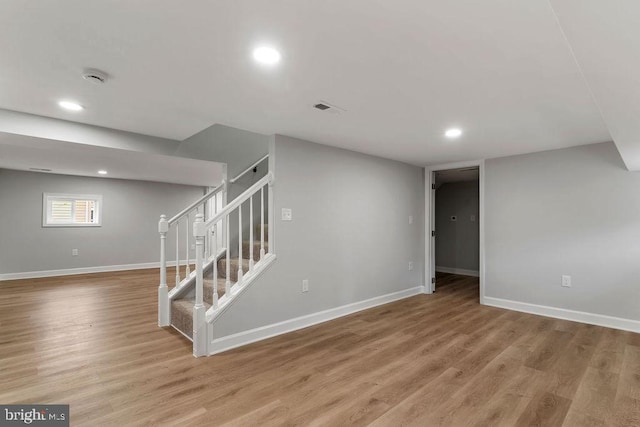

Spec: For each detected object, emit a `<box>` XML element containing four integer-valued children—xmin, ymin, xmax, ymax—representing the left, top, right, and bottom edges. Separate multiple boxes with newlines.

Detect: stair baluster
<box><xmin>200</xmin><ymin>205</ymin><xmax>207</xmax><ymax>261</ymax></box>
<box><xmin>212</xmin><ymin>227</ymin><xmax>219</xmax><ymax>309</ymax></box>
<box><xmin>184</xmin><ymin>214</ymin><xmax>190</xmax><ymax>277</ymax></box>
<box><xmin>225</xmin><ymin>213</ymin><xmax>231</xmax><ymax>296</ymax></box>
<box><xmin>249</xmin><ymin>195</ymin><xmax>254</xmax><ymax>271</ymax></box>
<box><xmin>175</xmin><ymin>222</ymin><xmax>180</xmax><ymax>287</ymax></box>
<box><xmin>160</xmin><ymin>170</ymin><xmax>274</xmax><ymax>357</ymax></box>
<box><xmin>237</xmin><ymin>204</ymin><xmax>244</xmax><ymax>286</ymax></box>
<box><xmin>260</xmin><ymin>187</ymin><xmax>265</xmax><ymax>260</ymax></box>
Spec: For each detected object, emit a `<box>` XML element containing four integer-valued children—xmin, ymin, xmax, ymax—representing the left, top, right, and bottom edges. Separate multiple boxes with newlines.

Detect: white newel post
<box><xmin>158</xmin><ymin>215</ymin><xmax>170</xmax><ymax>327</ymax></box>
<box><xmin>192</xmin><ymin>213</ymin><xmax>207</xmax><ymax>357</ymax></box>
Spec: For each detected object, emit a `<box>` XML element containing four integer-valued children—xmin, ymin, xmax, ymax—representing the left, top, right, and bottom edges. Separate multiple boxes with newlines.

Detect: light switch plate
<box><xmin>282</xmin><ymin>208</ymin><xmax>292</xmax><ymax>221</ymax></box>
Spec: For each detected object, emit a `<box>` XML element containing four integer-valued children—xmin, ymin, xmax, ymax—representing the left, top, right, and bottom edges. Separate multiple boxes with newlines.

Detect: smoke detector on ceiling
<box><xmin>312</xmin><ymin>100</ymin><xmax>346</xmax><ymax>114</ymax></box>
<box><xmin>82</xmin><ymin>68</ymin><xmax>109</xmax><ymax>84</ymax></box>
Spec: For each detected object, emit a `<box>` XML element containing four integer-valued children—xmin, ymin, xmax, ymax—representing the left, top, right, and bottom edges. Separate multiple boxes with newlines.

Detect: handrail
<box><xmin>168</xmin><ymin>183</ymin><xmax>225</xmax><ymax>225</ymax></box>
<box><xmin>204</xmin><ymin>173</ymin><xmax>271</xmax><ymax>228</ymax></box>
<box><xmin>229</xmin><ymin>154</ymin><xmax>268</xmax><ymax>184</ymax></box>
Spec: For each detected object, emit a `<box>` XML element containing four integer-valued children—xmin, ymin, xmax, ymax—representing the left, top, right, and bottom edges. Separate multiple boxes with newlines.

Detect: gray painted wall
<box><xmin>174</xmin><ymin>123</ymin><xmax>270</xmax><ymax>255</ymax></box>
<box><xmin>0</xmin><ymin>169</ymin><xmax>203</xmax><ymax>275</ymax></box>
<box><xmin>174</xmin><ymin>123</ymin><xmax>269</xmax><ymax>178</ymax></box>
<box><xmin>213</xmin><ymin>135</ymin><xmax>425</xmax><ymax>338</ymax></box>
<box><xmin>435</xmin><ymin>181</ymin><xmax>479</xmax><ymax>271</ymax></box>
<box><xmin>485</xmin><ymin>142</ymin><xmax>640</xmax><ymax>321</ymax></box>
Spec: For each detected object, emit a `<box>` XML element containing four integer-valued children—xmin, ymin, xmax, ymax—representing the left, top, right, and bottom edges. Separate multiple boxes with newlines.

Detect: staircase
<box><xmin>157</xmin><ymin>155</ymin><xmax>277</xmax><ymax>357</ymax></box>
<box><xmin>170</xmin><ymin>225</ymin><xmax>268</xmax><ymax>339</ymax></box>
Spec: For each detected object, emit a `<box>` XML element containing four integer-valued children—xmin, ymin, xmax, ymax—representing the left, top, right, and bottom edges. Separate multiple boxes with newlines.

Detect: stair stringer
<box><xmin>205</xmin><ymin>253</ymin><xmax>277</xmax><ymax>353</ymax></box>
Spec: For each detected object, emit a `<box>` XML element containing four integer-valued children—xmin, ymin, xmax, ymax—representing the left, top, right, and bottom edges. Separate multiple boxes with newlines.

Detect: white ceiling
<box><xmin>549</xmin><ymin>0</ymin><xmax>640</xmax><ymax>170</ymax></box>
<box><xmin>0</xmin><ymin>133</ymin><xmax>223</xmax><ymax>187</ymax></box>
<box><xmin>0</xmin><ymin>1</ymin><xmax>636</xmax><ymax>168</ymax></box>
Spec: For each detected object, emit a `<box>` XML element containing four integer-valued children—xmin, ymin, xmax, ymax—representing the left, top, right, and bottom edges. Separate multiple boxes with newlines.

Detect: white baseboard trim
<box><xmin>208</xmin><ymin>285</ymin><xmax>426</xmax><ymax>355</ymax></box>
<box><xmin>436</xmin><ymin>266</ymin><xmax>479</xmax><ymax>277</ymax></box>
<box><xmin>484</xmin><ymin>296</ymin><xmax>640</xmax><ymax>334</ymax></box>
<box><xmin>0</xmin><ymin>260</ymin><xmax>185</xmax><ymax>282</ymax></box>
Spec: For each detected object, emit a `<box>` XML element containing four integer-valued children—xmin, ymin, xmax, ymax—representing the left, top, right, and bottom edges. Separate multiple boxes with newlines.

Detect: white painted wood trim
<box><xmin>208</xmin><ymin>285</ymin><xmax>426</xmax><ymax>355</ymax></box>
<box><xmin>423</xmin><ymin>170</ymin><xmax>432</xmax><ymax>294</ymax></box>
<box><xmin>169</xmin><ymin>250</ymin><xmax>224</xmax><ymax>300</ymax></box>
<box><xmin>484</xmin><ymin>296</ymin><xmax>640</xmax><ymax>334</ymax></box>
<box><xmin>425</xmin><ymin>159</ymin><xmax>485</xmax><ymax>302</ymax></box>
<box><xmin>268</xmin><ymin>135</ymin><xmax>276</xmax><ymax>254</ymax></box>
<box><xmin>170</xmin><ymin>324</ymin><xmax>193</xmax><ymax>342</ymax></box>
<box><xmin>0</xmin><ymin>261</ymin><xmax>184</xmax><ymax>281</ymax></box>
<box><xmin>42</xmin><ymin>192</ymin><xmax>103</xmax><ymax>227</ymax></box>
<box><xmin>478</xmin><ymin>159</ymin><xmax>486</xmax><ymax>304</ymax></box>
<box><xmin>435</xmin><ymin>266</ymin><xmax>480</xmax><ymax>277</ymax></box>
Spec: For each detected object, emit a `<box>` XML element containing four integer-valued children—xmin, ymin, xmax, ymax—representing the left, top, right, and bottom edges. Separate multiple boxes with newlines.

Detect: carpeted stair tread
<box><xmin>256</xmin><ymin>223</ymin><xmax>268</xmax><ymax>240</ymax></box>
<box><xmin>170</xmin><ymin>222</ymin><xmax>269</xmax><ymax>341</ymax></box>
<box><xmin>241</xmin><ymin>240</ymin><xmax>269</xmax><ymax>261</ymax></box>
<box><xmin>203</xmin><ymin>276</ymin><xmax>229</xmax><ymax>301</ymax></box>
<box><xmin>217</xmin><ymin>257</ymin><xmax>251</xmax><ymax>282</ymax></box>
<box><xmin>171</xmin><ymin>297</ymin><xmax>212</xmax><ymax>339</ymax></box>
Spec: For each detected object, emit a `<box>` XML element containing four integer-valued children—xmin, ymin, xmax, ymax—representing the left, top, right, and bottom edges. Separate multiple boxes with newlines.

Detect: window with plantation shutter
<box><xmin>43</xmin><ymin>193</ymin><xmax>102</xmax><ymax>227</ymax></box>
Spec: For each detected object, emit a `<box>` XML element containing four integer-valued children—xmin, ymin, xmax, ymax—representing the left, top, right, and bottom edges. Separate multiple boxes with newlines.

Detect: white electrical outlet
<box><xmin>470</xmin><ymin>215</ymin><xmax>476</xmax><ymax>222</ymax></box>
<box><xmin>72</xmin><ymin>249</ymin><xmax>78</xmax><ymax>256</ymax></box>
<box><xmin>282</xmin><ymin>208</ymin><xmax>292</xmax><ymax>221</ymax></box>
<box><xmin>561</xmin><ymin>275</ymin><xmax>571</xmax><ymax>288</ymax></box>
<box><xmin>302</xmin><ymin>279</ymin><xmax>309</xmax><ymax>292</ymax></box>
<box><xmin>409</xmin><ymin>215</ymin><xmax>414</xmax><ymax>224</ymax></box>
<box><xmin>408</xmin><ymin>261</ymin><xmax>414</xmax><ymax>271</ymax></box>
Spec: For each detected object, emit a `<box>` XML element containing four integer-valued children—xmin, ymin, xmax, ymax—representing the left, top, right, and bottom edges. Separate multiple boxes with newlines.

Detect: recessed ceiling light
<box><xmin>445</xmin><ymin>128</ymin><xmax>463</xmax><ymax>138</ymax></box>
<box><xmin>97</xmin><ymin>170</ymin><xmax>108</xmax><ymax>175</ymax></box>
<box><xmin>58</xmin><ymin>100</ymin><xmax>84</xmax><ymax>111</ymax></box>
<box><xmin>252</xmin><ymin>46</ymin><xmax>281</xmax><ymax>65</ymax></box>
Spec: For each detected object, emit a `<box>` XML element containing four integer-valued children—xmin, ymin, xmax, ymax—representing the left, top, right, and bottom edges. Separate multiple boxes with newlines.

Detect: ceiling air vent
<box><xmin>312</xmin><ymin>100</ymin><xmax>346</xmax><ymax>114</ymax></box>
<box><xmin>82</xmin><ymin>68</ymin><xmax>109</xmax><ymax>84</ymax></box>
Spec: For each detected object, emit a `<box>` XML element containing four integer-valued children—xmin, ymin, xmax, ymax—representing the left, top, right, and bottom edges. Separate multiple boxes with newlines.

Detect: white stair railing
<box><xmin>191</xmin><ymin>172</ymin><xmax>273</xmax><ymax>355</ymax></box>
<box><xmin>158</xmin><ymin>183</ymin><xmax>225</xmax><ymax>327</ymax></box>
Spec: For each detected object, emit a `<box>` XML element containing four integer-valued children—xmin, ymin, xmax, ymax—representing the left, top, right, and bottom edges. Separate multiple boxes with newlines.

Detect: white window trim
<box><xmin>42</xmin><ymin>193</ymin><xmax>103</xmax><ymax>227</ymax></box>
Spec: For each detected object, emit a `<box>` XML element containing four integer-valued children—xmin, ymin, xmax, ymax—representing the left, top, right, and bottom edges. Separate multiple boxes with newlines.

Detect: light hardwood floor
<box><xmin>1</xmin><ymin>270</ymin><xmax>639</xmax><ymax>426</ymax></box>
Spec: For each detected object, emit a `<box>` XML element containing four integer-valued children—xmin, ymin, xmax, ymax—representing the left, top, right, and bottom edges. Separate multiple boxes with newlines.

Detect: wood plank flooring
<box><xmin>1</xmin><ymin>270</ymin><xmax>639</xmax><ymax>426</ymax></box>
